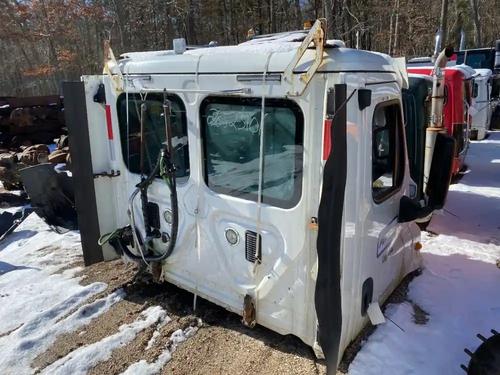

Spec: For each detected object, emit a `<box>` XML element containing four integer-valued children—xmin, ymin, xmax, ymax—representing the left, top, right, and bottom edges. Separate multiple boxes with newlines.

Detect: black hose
<box><xmin>112</xmin><ymin>148</ymin><xmax>178</xmax><ymax>263</ymax></box>
<box><xmin>108</xmin><ymin>96</ymin><xmax>179</xmax><ymax>263</ymax></box>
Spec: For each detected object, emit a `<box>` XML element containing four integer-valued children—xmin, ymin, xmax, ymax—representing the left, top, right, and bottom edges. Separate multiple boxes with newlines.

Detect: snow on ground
<box><xmin>122</xmin><ymin>321</ymin><xmax>201</xmax><ymax>375</ymax></box>
<box><xmin>1</xmin><ymin>132</ymin><xmax>499</xmax><ymax>374</ymax></box>
<box><xmin>0</xmin><ymin>214</ymin><xmax>97</xmax><ymax>333</ymax></box>
<box><xmin>349</xmin><ymin>132</ymin><xmax>500</xmax><ymax>375</ymax></box>
<box><xmin>42</xmin><ymin>306</ymin><xmax>168</xmax><ymax>375</ymax></box>
<box><xmin>0</xmin><ymin>209</ymin><xmax>200</xmax><ymax>374</ymax></box>
<box><xmin>0</xmin><ymin>214</ymin><xmax>118</xmax><ymax>373</ymax></box>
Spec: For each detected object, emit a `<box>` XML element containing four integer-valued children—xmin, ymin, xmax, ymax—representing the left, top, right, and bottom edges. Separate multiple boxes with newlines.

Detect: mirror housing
<box><xmin>398</xmin><ymin>196</ymin><xmax>433</xmax><ymax>223</ymax></box>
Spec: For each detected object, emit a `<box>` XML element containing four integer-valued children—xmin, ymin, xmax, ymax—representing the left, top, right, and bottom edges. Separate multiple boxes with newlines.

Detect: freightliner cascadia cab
<box><xmin>63</xmin><ymin>20</ymin><xmax>454</xmax><ymax>374</ymax></box>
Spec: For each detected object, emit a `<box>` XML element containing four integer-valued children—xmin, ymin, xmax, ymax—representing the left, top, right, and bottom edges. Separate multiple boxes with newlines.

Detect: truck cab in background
<box><xmin>455</xmin><ymin>41</ymin><xmax>500</xmax><ymax>130</ymax></box>
<box><xmin>470</xmin><ymin>69</ymin><xmax>494</xmax><ymax>140</ymax></box>
<box><xmin>407</xmin><ymin>65</ymin><xmax>474</xmax><ymax>175</ymax></box>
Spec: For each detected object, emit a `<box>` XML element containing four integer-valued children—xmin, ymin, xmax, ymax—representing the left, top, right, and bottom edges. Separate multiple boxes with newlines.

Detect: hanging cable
<box><xmin>101</xmin><ymin>91</ymin><xmax>179</xmax><ymax>263</ymax></box>
<box><xmin>253</xmin><ymin>52</ymin><xmax>274</xmax><ymax>275</ymax></box>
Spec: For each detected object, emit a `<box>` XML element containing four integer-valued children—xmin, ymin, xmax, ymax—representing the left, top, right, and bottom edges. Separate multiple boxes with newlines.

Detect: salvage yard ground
<box><xmin>1</xmin><ymin>132</ymin><xmax>500</xmax><ymax>375</ymax></box>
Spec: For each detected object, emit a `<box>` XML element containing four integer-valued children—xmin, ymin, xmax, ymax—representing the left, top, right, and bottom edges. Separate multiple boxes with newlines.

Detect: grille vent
<box><xmin>245</xmin><ymin>231</ymin><xmax>262</xmax><ymax>263</ymax></box>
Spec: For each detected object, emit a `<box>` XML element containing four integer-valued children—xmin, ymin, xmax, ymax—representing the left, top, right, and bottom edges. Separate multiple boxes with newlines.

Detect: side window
<box><xmin>372</xmin><ymin>102</ymin><xmax>405</xmax><ymax>202</ymax></box>
<box><xmin>116</xmin><ymin>93</ymin><xmax>189</xmax><ymax>180</ymax></box>
<box><xmin>200</xmin><ymin>97</ymin><xmax>304</xmax><ymax>209</ymax></box>
<box><xmin>472</xmin><ymin>82</ymin><xmax>479</xmax><ymax>98</ymax></box>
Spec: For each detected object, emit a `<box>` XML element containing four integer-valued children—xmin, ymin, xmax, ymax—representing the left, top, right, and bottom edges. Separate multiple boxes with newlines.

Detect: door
<box><xmin>365</xmin><ymin>96</ymin><xmax>409</xmax><ymax>300</ymax></box>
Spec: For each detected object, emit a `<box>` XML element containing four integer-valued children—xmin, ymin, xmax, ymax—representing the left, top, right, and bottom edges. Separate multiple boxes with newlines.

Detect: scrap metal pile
<box><xmin>0</xmin><ymin>95</ymin><xmax>76</xmax><ymax>239</ymax></box>
<box><xmin>0</xmin><ymin>96</ymin><xmax>69</xmax><ymax>190</ymax></box>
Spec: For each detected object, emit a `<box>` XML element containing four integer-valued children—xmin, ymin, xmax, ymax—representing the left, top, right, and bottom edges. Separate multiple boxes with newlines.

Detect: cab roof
<box><xmin>118</xmin><ymin>33</ymin><xmax>398</xmax><ymax>76</ymax></box>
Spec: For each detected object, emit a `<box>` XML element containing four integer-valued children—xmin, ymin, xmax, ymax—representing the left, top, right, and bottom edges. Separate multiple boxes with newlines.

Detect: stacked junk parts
<box><xmin>0</xmin><ymin>95</ymin><xmax>76</xmax><ymax>241</ymax></box>
<box><xmin>1</xmin><ymin>19</ymin><xmax>499</xmax><ymax>375</ymax></box>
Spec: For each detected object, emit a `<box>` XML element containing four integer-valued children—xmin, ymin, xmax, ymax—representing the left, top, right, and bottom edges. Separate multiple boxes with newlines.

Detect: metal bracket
<box><xmin>241</xmin><ymin>294</ymin><xmax>256</xmax><ymax>328</ymax></box>
<box><xmin>103</xmin><ymin>40</ymin><xmax>124</xmax><ymax>92</ymax></box>
<box><xmin>283</xmin><ymin>19</ymin><xmax>326</xmax><ymax>96</ymax></box>
<box><xmin>93</xmin><ymin>170</ymin><xmax>120</xmax><ymax>179</ymax></box>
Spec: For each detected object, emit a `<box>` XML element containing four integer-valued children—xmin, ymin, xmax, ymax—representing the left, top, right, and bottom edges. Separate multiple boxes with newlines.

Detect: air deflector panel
<box><xmin>316</xmin><ymin>84</ymin><xmax>347</xmax><ymax>374</ymax></box>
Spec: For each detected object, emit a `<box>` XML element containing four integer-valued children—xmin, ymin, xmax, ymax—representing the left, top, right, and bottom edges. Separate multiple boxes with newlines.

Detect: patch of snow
<box><xmin>186</xmin><ymin>40</ymin><xmax>301</xmax><ymax>56</ymax></box>
<box><xmin>0</xmin><ymin>213</ymin><xmax>121</xmax><ymax>373</ymax></box>
<box><xmin>146</xmin><ymin>330</ymin><xmax>161</xmax><ymax>350</ymax></box>
<box><xmin>0</xmin><ymin>289</ymin><xmax>124</xmax><ymax>373</ymax></box>
<box><xmin>0</xmin><ymin>214</ymin><xmax>93</xmax><ymax>334</ymax></box>
<box><xmin>146</xmin><ymin>315</ymin><xmax>171</xmax><ymax>350</ymax></box>
<box><xmin>121</xmin><ymin>319</ymin><xmax>202</xmax><ymax>375</ymax></box>
<box><xmin>349</xmin><ymin>132</ymin><xmax>500</xmax><ymax>375</ymax></box>
<box><xmin>428</xmin><ymin>131</ymin><xmax>500</xmax><ymax>244</ymax></box>
<box><xmin>42</xmin><ymin>306</ymin><xmax>167</xmax><ymax>375</ymax></box>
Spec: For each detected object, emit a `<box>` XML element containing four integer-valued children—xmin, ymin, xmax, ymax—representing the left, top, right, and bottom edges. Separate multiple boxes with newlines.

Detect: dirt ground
<box><xmin>33</xmin><ymin>258</ymin><xmax>423</xmax><ymax>375</ymax></box>
<box><xmin>32</xmin><ymin>259</ymin><xmax>328</xmax><ymax>374</ymax></box>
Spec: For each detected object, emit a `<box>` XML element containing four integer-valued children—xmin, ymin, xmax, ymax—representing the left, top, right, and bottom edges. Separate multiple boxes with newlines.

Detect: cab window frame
<box><xmin>371</xmin><ymin>99</ymin><xmax>406</xmax><ymax>204</ymax></box>
<box><xmin>116</xmin><ymin>92</ymin><xmax>190</xmax><ymax>183</ymax></box>
<box><xmin>200</xmin><ymin>96</ymin><xmax>305</xmax><ymax>209</ymax></box>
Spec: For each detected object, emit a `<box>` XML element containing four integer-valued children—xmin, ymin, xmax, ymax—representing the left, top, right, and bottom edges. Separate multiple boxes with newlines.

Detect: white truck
<box><xmin>470</xmin><ymin>68</ymin><xmax>494</xmax><ymax>140</ymax></box>
<box><xmin>62</xmin><ymin>20</ymin><xmax>454</xmax><ymax>373</ymax></box>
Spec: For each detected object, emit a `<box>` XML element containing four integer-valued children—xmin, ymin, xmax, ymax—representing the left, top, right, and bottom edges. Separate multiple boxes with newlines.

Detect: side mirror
<box><xmin>399</xmin><ymin>132</ymin><xmax>456</xmax><ymax>223</ymax></box>
<box><xmin>426</xmin><ymin>132</ymin><xmax>456</xmax><ymax>209</ymax></box>
<box><xmin>398</xmin><ymin>196</ymin><xmax>433</xmax><ymax>223</ymax></box>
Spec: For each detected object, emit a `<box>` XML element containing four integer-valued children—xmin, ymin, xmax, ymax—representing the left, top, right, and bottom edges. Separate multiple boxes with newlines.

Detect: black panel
<box><xmin>426</xmin><ymin>132</ymin><xmax>456</xmax><ymax>209</ymax></box>
<box><xmin>146</xmin><ymin>202</ymin><xmax>161</xmax><ymax>230</ymax></box>
<box><xmin>452</xmin><ymin>123</ymin><xmax>465</xmax><ymax>155</ymax></box>
<box><xmin>62</xmin><ymin>81</ymin><xmax>104</xmax><ymax>266</ymax></box>
<box><xmin>326</xmin><ymin>88</ymin><xmax>335</xmax><ymax>118</ymax></box>
<box><xmin>358</xmin><ymin>89</ymin><xmax>372</xmax><ymax>111</ymax></box>
<box><xmin>315</xmin><ymin>84</ymin><xmax>347</xmax><ymax>374</ymax></box>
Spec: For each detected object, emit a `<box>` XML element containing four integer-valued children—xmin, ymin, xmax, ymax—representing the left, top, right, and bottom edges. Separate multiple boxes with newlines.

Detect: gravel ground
<box><xmin>33</xmin><ymin>259</ymin><xmax>331</xmax><ymax>375</ymax></box>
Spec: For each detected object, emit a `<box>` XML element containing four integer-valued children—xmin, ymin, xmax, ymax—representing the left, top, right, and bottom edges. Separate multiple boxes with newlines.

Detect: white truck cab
<box><xmin>471</xmin><ymin>68</ymin><xmax>494</xmax><ymax>140</ymax></box>
<box><xmin>64</xmin><ymin>21</ymin><xmax>454</xmax><ymax>373</ymax></box>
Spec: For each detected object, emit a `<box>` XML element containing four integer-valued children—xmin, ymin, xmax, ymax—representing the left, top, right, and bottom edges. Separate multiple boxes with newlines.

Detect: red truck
<box><xmin>407</xmin><ymin>65</ymin><xmax>474</xmax><ymax>175</ymax></box>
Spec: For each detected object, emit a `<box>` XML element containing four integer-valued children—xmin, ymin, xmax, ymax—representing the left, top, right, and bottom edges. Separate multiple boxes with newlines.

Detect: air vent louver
<box><xmin>245</xmin><ymin>231</ymin><xmax>261</xmax><ymax>263</ymax></box>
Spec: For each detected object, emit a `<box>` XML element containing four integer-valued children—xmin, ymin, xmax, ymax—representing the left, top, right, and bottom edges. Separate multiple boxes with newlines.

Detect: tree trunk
<box><xmin>294</xmin><ymin>0</ymin><xmax>302</xmax><ymax>30</ymax></box>
<box><xmin>393</xmin><ymin>0</ymin><xmax>400</xmax><ymax>55</ymax></box>
<box><xmin>469</xmin><ymin>0</ymin><xmax>482</xmax><ymax>47</ymax></box>
<box><xmin>439</xmin><ymin>0</ymin><xmax>449</xmax><ymax>46</ymax></box>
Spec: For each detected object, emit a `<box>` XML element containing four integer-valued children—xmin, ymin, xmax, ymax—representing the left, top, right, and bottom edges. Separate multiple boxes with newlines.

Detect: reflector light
<box><xmin>105</xmin><ymin>104</ymin><xmax>114</xmax><ymax>140</ymax></box>
<box><xmin>323</xmin><ymin>119</ymin><xmax>332</xmax><ymax>160</ymax></box>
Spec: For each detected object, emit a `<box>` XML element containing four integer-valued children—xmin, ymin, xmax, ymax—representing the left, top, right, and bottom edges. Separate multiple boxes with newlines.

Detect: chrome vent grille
<box><xmin>245</xmin><ymin>231</ymin><xmax>261</xmax><ymax>263</ymax></box>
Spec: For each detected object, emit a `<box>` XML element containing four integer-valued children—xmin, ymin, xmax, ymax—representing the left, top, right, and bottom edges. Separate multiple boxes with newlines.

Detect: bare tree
<box><xmin>469</xmin><ymin>0</ymin><xmax>482</xmax><ymax>46</ymax></box>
